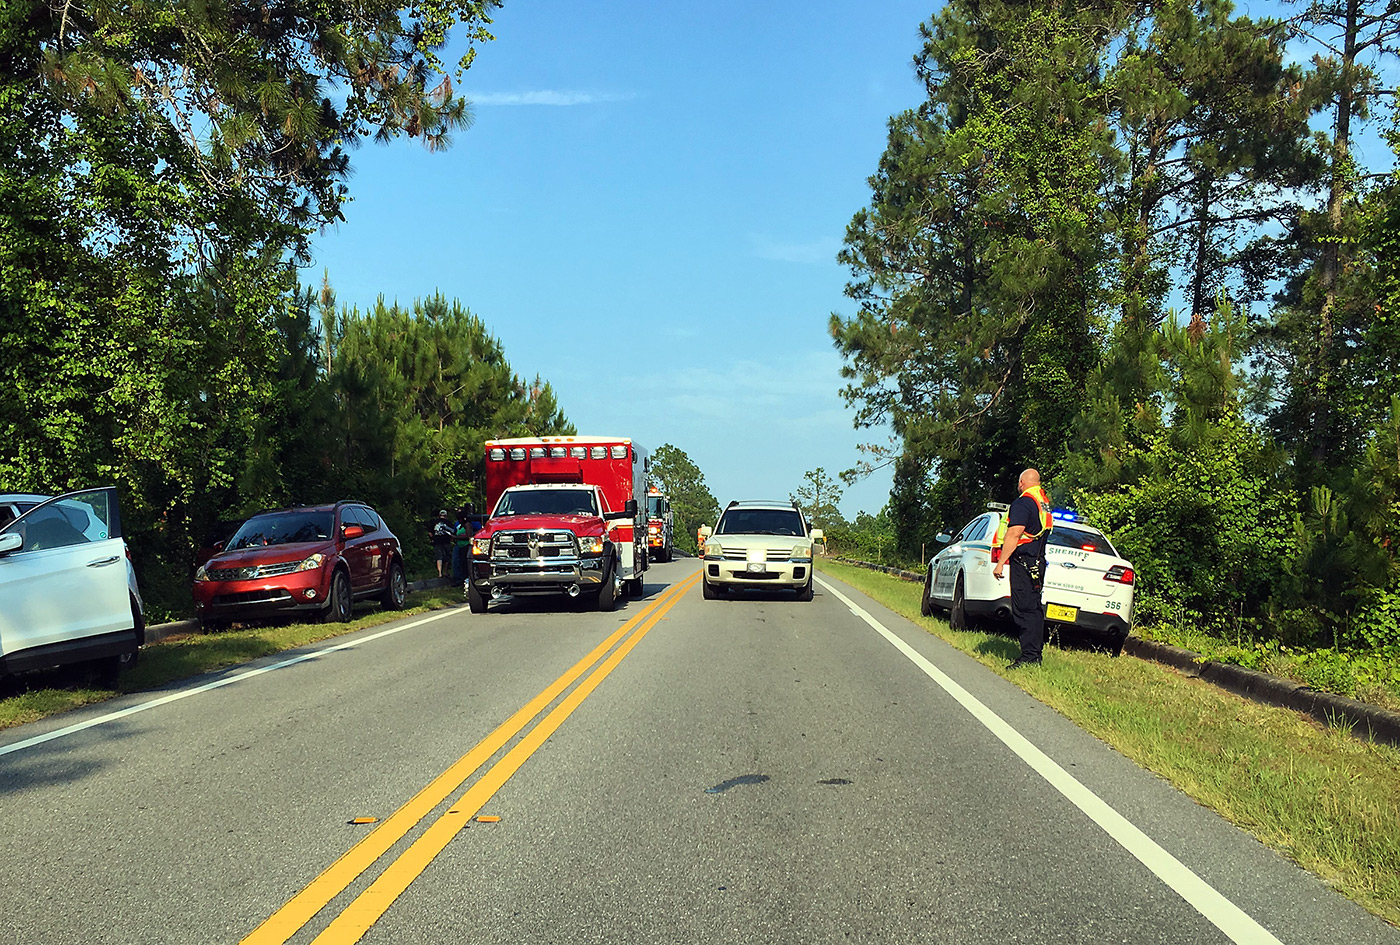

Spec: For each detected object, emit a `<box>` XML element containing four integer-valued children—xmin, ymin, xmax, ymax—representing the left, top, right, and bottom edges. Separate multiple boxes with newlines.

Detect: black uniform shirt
<box><xmin>1005</xmin><ymin>494</ymin><xmax>1048</xmax><ymax>563</ymax></box>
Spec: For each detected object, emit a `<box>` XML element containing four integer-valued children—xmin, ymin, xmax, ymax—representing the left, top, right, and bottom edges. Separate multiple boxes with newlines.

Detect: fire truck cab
<box><xmin>467</xmin><ymin>436</ymin><xmax>649</xmax><ymax>613</ymax></box>
<box><xmin>645</xmin><ymin>487</ymin><xmax>674</xmax><ymax>562</ymax></box>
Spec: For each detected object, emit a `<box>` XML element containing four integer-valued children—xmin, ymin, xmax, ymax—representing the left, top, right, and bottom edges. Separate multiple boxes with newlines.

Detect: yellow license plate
<box><xmin>1046</xmin><ymin>603</ymin><xmax>1078</xmax><ymax>622</ymax></box>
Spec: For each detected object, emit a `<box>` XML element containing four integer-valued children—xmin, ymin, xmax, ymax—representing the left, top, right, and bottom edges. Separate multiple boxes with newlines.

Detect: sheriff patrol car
<box><xmin>919</xmin><ymin>506</ymin><xmax>1135</xmax><ymax>653</ymax></box>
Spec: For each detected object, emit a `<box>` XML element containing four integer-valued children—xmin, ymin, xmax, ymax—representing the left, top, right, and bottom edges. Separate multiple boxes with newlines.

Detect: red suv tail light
<box><xmin>1104</xmin><ymin>565</ymin><xmax>1134</xmax><ymax>585</ymax></box>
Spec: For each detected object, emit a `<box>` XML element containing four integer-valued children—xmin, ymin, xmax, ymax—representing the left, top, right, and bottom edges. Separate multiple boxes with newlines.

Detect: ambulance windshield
<box><xmin>495</xmin><ymin>489</ymin><xmax>599</xmax><ymax>517</ymax></box>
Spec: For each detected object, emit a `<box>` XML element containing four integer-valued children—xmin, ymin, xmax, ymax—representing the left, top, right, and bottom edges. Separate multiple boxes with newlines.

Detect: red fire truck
<box><xmin>466</xmin><ymin>436</ymin><xmax>648</xmax><ymax>613</ymax></box>
<box><xmin>645</xmin><ymin>487</ymin><xmax>674</xmax><ymax>562</ymax></box>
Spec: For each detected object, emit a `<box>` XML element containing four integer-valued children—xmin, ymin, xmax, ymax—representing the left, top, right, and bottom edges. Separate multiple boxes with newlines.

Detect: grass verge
<box><xmin>0</xmin><ymin>587</ymin><xmax>466</xmax><ymax>732</ymax></box>
<box><xmin>817</xmin><ymin>558</ymin><xmax>1400</xmax><ymax>928</ymax></box>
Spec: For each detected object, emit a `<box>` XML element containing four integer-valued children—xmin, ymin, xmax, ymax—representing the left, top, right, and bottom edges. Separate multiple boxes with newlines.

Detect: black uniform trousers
<box><xmin>1008</xmin><ymin>556</ymin><xmax>1045</xmax><ymax>661</ymax></box>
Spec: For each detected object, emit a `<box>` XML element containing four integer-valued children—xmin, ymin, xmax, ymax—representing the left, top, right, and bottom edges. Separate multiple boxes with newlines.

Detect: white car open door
<box><xmin>0</xmin><ymin>487</ymin><xmax>131</xmax><ymax>660</ymax></box>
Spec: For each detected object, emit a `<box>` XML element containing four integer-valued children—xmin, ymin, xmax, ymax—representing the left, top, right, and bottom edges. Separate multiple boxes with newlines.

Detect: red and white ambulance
<box><xmin>645</xmin><ymin>487</ymin><xmax>674</xmax><ymax>562</ymax></box>
<box><xmin>466</xmin><ymin>436</ymin><xmax>649</xmax><ymax>613</ymax></box>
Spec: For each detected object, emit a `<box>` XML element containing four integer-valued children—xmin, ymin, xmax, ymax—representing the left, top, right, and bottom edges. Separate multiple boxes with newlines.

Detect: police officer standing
<box><xmin>992</xmin><ymin>468</ymin><xmax>1054</xmax><ymax>668</ymax></box>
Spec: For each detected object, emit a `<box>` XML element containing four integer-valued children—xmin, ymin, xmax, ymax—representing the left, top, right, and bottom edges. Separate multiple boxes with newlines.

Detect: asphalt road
<box><xmin>0</xmin><ymin>561</ymin><xmax>1393</xmax><ymax>945</ymax></box>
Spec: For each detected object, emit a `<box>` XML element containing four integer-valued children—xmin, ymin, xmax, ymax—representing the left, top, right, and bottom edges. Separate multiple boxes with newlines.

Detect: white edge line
<box><xmin>0</xmin><ymin>607</ymin><xmax>465</xmax><ymax>758</ymax></box>
<box><xmin>816</xmin><ymin>576</ymin><xmax>1286</xmax><ymax>945</ymax></box>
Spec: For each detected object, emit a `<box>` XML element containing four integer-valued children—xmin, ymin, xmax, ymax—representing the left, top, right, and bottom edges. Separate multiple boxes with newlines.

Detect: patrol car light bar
<box><xmin>987</xmin><ymin>502</ymin><xmax>1010</xmax><ymax>511</ymax></box>
<box><xmin>1052</xmin><ymin>509</ymin><xmax>1079</xmax><ymax>522</ymax></box>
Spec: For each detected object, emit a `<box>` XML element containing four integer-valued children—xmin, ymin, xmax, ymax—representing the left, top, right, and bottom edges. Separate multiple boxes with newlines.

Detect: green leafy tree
<box><xmin>1089</xmin><ymin>0</ymin><xmax>1316</xmax><ymax>439</ymax></box>
<box><xmin>1071</xmin><ymin>301</ymin><xmax>1299</xmax><ymax>637</ymax></box>
<box><xmin>832</xmin><ymin>0</ymin><xmax>1117</xmax><ymax>552</ymax></box>
<box><xmin>649</xmin><ymin>444</ymin><xmax>720</xmax><ymax>556</ymax></box>
<box><xmin>0</xmin><ymin>0</ymin><xmax>504</xmax><ymax>614</ymax></box>
<box><xmin>325</xmin><ymin>292</ymin><xmax>573</xmax><ymax>569</ymax></box>
<box><xmin>790</xmin><ymin>467</ymin><xmax>846</xmax><ymax>532</ymax></box>
<box><xmin>1266</xmin><ymin>0</ymin><xmax>1400</xmax><ymax>475</ymax></box>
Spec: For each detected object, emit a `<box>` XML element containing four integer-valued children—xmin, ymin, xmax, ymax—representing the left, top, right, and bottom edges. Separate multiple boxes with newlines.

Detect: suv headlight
<box><xmin>295</xmin><ymin>553</ymin><xmax>325</xmax><ymax>572</ymax></box>
<box><xmin>792</xmin><ymin>544</ymin><xmax>813</xmax><ymax>562</ymax></box>
<box><xmin>471</xmin><ymin>536</ymin><xmax>491</xmax><ymax>555</ymax></box>
<box><xmin>704</xmin><ymin>541</ymin><xmax>722</xmax><ymax>558</ymax></box>
<box><xmin>582</xmin><ymin>536</ymin><xmax>605</xmax><ymax>554</ymax></box>
<box><xmin>194</xmin><ymin>564</ymin><xmax>209</xmax><ymax>582</ymax></box>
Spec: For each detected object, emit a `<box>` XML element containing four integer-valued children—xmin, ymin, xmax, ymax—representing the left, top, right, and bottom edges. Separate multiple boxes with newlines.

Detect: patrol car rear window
<box><xmin>1047</xmin><ymin>526</ymin><xmax>1115</xmax><ymax>556</ymax></box>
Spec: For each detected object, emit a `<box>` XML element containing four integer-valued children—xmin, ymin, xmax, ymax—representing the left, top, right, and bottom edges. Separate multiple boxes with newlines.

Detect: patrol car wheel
<box><xmin>950</xmin><ymin>575</ymin><xmax>970</xmax><ymax>632</ymax></box>
<box><xmin>920</xmin><ymin>572</ymin><xmax>934</xmax><ymax>617</ymax></box>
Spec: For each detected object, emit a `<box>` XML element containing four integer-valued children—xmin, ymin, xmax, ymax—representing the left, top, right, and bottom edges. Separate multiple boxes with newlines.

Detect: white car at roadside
<box><xmin>920</xmin><ymin>507</ymin><xmax>1134</xmax><ymax>653</ymax></box>
<box><xmin>0</xmin><ymin>488</ymin><xmax>145</xmax><ymax>684</ymax></box>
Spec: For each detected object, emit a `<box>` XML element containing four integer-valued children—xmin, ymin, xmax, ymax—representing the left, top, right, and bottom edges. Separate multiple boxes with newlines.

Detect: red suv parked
<box><xmin>192</xmin><ymin>501</ymin><xmax>406</xmax><ymax>630</ymax></box>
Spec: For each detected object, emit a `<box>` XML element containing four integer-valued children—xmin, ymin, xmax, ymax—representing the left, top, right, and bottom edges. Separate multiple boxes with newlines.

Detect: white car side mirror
<box><xmin>699</xmin><ymin>525</ymin><xmax>712</xmax><ymax>539</ymax></box>
<box><xmin>0</xmin><ymin>532</ymin><xmax>22</xmax><ymax>555</ymax></box>
<box><xmin>809</xmin><ymin>528</ymin><xmax>824</xmax><ymax>541</ymax></box>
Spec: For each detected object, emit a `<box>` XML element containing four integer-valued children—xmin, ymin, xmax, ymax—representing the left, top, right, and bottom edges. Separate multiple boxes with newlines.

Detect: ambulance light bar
<box><xmin>489</xmin><ymin>444</ymin><xmax>627</xmax><ymax>462</ymax></box>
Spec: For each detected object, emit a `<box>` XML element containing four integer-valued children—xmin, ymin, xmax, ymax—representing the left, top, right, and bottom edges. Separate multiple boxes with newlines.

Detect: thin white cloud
<box><xmin>467</xmin><ymin>90</ymin><xmax>635</xmax><ymax>107</ymax></box>
<box><xmin>749</xmin><ymin>235</ymin><xmax>842</xmax><ymax>265</ymax></box>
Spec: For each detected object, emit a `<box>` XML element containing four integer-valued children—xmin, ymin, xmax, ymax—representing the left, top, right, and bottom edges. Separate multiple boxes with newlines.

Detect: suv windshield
<box><xmin>495</xmin><ymin>489</ymin><xmax>599</xmax><ymax>517</ymax></box>
<box><xmin>717</xmin><ymin>508</ymin><xmax>805</xmax><ymax>537</ymax></box>
<box><xmin>229</xmin><ymin>511</ymin><xmax>334</xmax><ymax>549</ymax></box>
<box><xmin>1047</xmin><ymin>525</ymin><xmax>1116</xmax><ymax>556</ymax></box>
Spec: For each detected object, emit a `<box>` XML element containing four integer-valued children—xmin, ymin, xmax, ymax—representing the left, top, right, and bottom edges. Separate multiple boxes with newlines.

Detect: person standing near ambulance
<box><xmin>992</xmin><ymin>468</ymin><xmax>1054</xmax><ymax>668</ymax></box>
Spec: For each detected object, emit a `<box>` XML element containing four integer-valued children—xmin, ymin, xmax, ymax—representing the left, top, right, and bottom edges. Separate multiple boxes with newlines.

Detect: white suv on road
<box><xmin>700</xmin><ymin>500</ymin><xmax>823</xmax><ymax>601</ymax></box>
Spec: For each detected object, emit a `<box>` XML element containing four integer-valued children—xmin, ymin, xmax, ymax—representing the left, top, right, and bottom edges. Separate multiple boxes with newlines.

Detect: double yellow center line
<box><xmin>242</xmin><ymin>571</ymin><xmax>700</xmax><ymax>945</ymax></box>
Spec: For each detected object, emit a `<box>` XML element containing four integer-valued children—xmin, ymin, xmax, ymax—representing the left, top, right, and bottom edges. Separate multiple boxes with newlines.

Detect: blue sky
<box><xmin>306</xmin><ymin>1</ymin><xmax>1398</xmax><ymax>521</ymax></box>
<box><xmin>308</xmin><ymin>1</ymin><xmax>936</xmax><ymax>519</ymax></box>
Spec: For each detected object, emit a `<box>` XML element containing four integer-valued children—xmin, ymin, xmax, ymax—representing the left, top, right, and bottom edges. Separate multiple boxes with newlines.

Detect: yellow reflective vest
<box><xmin>994</xmin><ymin>485</ymin><xmax>1053</xmax><ymax>552</ymax></box>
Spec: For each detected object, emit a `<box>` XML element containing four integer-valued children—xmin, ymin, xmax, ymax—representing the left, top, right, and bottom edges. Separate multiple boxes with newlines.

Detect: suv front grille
<box><xmin>208</xmin><ymin>561</ymin><xmax>303</xmax><ymax>581</ymax></box>
<box><xmin>491</xmin><ymin>530</ymin><xmax>577</xmax><ymax>560</ymax></box>
<box><xmin>718</xmin><ymin>547</ymin><xmax>791</xmax><ymax>562</ymax></box>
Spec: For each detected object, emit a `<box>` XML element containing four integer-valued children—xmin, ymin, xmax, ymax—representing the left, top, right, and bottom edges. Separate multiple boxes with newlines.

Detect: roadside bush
<box><xmin>1074</xmin><ymin>411</ymin><xmax>1297</xmax><ymax>641</ymax></box>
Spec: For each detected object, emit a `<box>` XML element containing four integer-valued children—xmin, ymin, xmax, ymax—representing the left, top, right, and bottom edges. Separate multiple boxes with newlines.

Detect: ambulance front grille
<box><xmin>490</xmin><ymin>530</ymin><xmax>577</xmax><ymax>560</ymax></box>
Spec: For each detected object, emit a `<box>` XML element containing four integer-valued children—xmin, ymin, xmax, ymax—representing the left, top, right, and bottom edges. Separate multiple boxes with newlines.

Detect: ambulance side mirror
<box><xmin>624</xmin><ymin>499</ymin><xmax>638</xmax><ymax>517</ymax></box>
